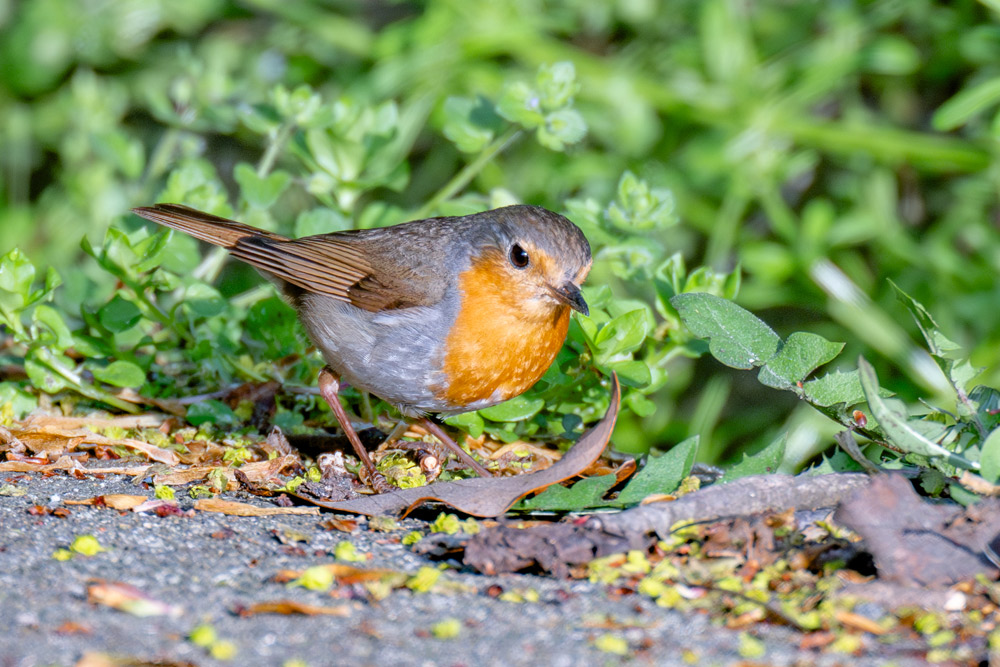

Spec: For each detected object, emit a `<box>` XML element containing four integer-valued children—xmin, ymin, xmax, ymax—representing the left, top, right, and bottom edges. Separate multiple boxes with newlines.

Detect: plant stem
<box><xmin>258</xmin><ymin>123</ymin><xmax>295</xmax><ymax>179</ymax></box>
<box><xmin>143</xmin><ymin>129</ymin><xmax>181</xmax><ymax>196</ymax></box>
<box><xmin>36</xmin><ymin>349</ymin><xmax>139</xmax><ymax>413</ymax></box>
<box><xmin>414</xmin><ymin>127</ymin><xmax>521</xmax><ymax>219</ymax></box>
<box><xmin>123</xmin><ymin>278</ymin><xmax>195</xmax><ymax>346</ymax></box>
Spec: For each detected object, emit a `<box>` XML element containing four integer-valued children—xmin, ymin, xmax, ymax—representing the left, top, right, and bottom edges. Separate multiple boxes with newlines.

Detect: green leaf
<box><xmin>33</xmin><ymin>305</ymin><xmax>75</xmax><ymax>351</ymax></box>
<box><xmin>294</xmin><ymin>208</ymin><xmax>351</xmax><ymax>237</ymax></box>
<box><xmin>671</xmin><ymin>293</ymin><xmax>780</xmax><ymax>369</ymax></box>
<box><xmin>980</xmin><ymin>428</ymin><xmax>1000</xmax><ymax>484</ymax></box>
<box><xmin>802</xmin><ymin>370</ymin><xmax>866</xmax><ymax>408</ymax></box>
<box><xmin>244</xmin><ymin>296</ymin><xmax>300</xmax><ymax>358</ymax></box>
<box><xmin>615</xmin><ymin>436</ymin><xmax>698</xmax><ymax>506</ymax></box>
<box><xmin>24</xmin><ymin>353</ymin><xmax>68</xmax><ymax>394</ymax></box>
<box><xmin>234</xmin><ymin>162</ymin><xmax>292</xmax><ymax>209</ymax></box>
<box><xmin>933</xmin><ymin>76</ymin><xmax>1000</xmax><ymax>131</ymax></box>
<box><xmin>604</xmin><ymin>360</ymin><xmax>651</xmax><ymax>388</ymax></box>
<box><xmin>479</xmin><ymin>395</ymin><xmax>545</xmax><ymax>422</ymax></box>
<box><xmin>186</xmin><ymin>400</ymin><xmax>239</xmax><ymax>427</ymax></box>
<box><xmin>536</xmin><ymin>62</ymin><xmax>579</xmax><ymax>110</ymax></box>
<box><xmin>719</xmin><ymin>435</ymin><xmax>786</xmax><ymax>482</ymax></box>
<box><xmin>182</xmin><ymin>283</ymin><xmax>226</xmax><ymax>318</ymax></box>
<box><xmin>0</xmin><ymin>247</ymin><xmax>36</xmax><ymax>309</ymax></box>
<box><xmin>537</xmin><ymin>108</ymin><xmax>587</xmax><ymax>151</ymax></box>
<box><xmin>133</xmin><ymin>231</ymin><xmax>171</xmax><ymax>274</ymax></box>
<box><xmin>888</xmin><ymin>280</ymin><xmax>963</xmax><ymax>359</ymax></box>
<box><xmin>517</xmin><ymin>474</ymin><xmax>617</xmax><ymax>511</ymax></box>
<box><xmin>496</xmin><ymin>81</ymin><xmax>545</xmax><ymax>129</ymax></box>
<box><xmin>98</xmin><ymin>295</ymin><xmax>142</xmax><ymax>333</ymax></box>
<box><xmin>625</xmin><ymin>392</ymin><xmax>657</xmax><ymax>417</ymax></box>
<box><xmin>594</xmin><ymin>309</ymin><xmax>651</xmax><ymax>359</ymax></box>
<box><xmin>91</xmin><ymin>361</ymin><xmax>146</xmax><ymax>388</ymax></box>
<box><xmin>857</xmin><ymin>357</ymin><xmax>978</xmax><ymax>471</ymax></box>
<box><xmin>442</xmin><ymin>95</ymin><xmax>502</xmax><ymax>153</ymax></box>
<box><xmin>444</xmin><ymin>411</ymin><xmax>485</xmax><ymax>439</ymax></box>
<box><xmin>758</xmin><ymin>332</ymin><xmax>844</xmax><ymax>390</ymax></box>
<box><xmin>0</xmin><ymin>382</ymin><xmax>38</xmax><ymax>419</ymax></box>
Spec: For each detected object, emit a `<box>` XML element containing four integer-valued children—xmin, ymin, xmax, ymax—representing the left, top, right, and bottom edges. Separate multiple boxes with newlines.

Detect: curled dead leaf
<box><xmin>289</xmin><ymin>374</ymin><xmax>621</xmax><ymax>518</ymax></box>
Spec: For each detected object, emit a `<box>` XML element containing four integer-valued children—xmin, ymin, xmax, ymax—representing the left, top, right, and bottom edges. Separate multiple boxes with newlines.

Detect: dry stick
<box><xmin>587</xmin><ymin>473</ymin><xmax>871</xmax><ymax>540</ymax></box>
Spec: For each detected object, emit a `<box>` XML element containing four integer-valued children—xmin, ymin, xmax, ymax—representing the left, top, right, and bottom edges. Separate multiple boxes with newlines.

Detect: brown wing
<box><xmin>131</xmin><ymin>204</ymin><xmax>289</xmax><ymax>246</ymax></box>
<box><xmin>133</xmin><ymin>203</ymin><xmax>442</xmax><ymax>312</ymax></box>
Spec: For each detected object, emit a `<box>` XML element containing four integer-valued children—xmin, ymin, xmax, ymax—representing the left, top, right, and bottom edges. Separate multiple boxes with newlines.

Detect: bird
<box><xmin>131</xmin><ymin>203</ymin><xmax>592</xmax><ymax>492</ymax></box>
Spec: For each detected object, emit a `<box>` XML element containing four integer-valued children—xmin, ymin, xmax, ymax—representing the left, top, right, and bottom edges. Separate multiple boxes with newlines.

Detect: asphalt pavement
<box><xmin>0</xmin><ymin>470</ymin><xmax>921</xmax><ymax>666</ymax></box>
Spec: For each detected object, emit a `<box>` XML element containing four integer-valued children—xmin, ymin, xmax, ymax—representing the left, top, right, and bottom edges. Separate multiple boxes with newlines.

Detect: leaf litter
<box><xmin>3</xmin><ymin>375</ymin><xmax>1000</xmax><ymax>659</ymax></box>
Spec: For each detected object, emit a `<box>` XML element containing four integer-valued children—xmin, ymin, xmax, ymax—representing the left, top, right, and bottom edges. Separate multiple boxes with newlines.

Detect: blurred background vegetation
<box><xmin>2</xmin><ymin>0</ymin><xmax>999</xmax><ymax>471</ymax></box>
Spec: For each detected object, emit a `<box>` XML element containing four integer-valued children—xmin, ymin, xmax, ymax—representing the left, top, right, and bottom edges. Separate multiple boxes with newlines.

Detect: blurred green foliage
<box><xmin>2</xmin><ymin>0</ymin><xmax>1000</xmax><ymax>471</ymax></box>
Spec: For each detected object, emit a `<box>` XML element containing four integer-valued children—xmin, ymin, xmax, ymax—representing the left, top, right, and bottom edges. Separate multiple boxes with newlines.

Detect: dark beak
<box><xmin>552</xmin><ymin>282</ymin><xmax>589</xmax><ymax>316</ymax></box>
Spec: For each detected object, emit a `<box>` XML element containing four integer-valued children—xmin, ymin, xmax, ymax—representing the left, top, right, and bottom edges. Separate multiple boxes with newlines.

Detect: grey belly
<box><xmin>297</xmin><ymin>294</ymin><xmax>450</xmax><ymax>413</ymax></box>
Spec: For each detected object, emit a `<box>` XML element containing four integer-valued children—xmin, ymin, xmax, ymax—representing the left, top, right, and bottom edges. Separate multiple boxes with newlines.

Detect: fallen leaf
<box><xmin>10</xmin><ymin>424</ymin><xmax>179</xmax><ymax>465</ymax></box>
<box><xmin>834</xmin><ymin>610</ymin><xmax>886</xmax><ymax>635</ymax></box>
<box><xmin>320</xmin><ymin>517</ymin><xmax>359</xmax><ymax>533</ymax></box>
<box><xmin>24</xmin><ymin>414</ymin><xmax>165</xmax><ymax>430</ymax></box>
<box><xmin>154</xmin><ymin>455</ymin><xmax>298</xmax><ymax>488</ymax></box>
<box><xmin>834</xmin><ymin>473</ymin><xmax>1000</xmax><ymax>587</ymax></box>
<box><xmin>456</xmin><ymin>521</ymin><xmax>646</xmax><ymax>577</ymax></box>
<box><xmin>290</xmin><ymin>374</ymin><xmax>621</xmax><ymax>517</ymax></box>
<box><xmin>234</xmin><ymin>600</ymin><xmax>351</xmax><ymax>617</ymax></box>
<box><xmin>55</xmin><ymin>621</ymin><xmax>91</xmax><ymax>635</ymax></box>
<box><xmin>273</xmin><ymin>563</ymin><xmax>403</xmax><ymax>585</ymax></box>
<box><xmin>194</xmin><ymin>498</ymin><xmax>319</xmax><ymax>516</ymax></box>
<box><xmin>131</xmin><ymin>499</ymin><xmax>184</xmax><ymax>514</ymax></box>
<box><xmin>87</xmin><ymin>581</ymin><xmax>183</xmax><ymax>617</ymax></box>
<box><xmin>0</xmin><ymin>455</ymin><xmax>81</xmax><ymax>473</ymax></box>
<box><xmin>65</xmin><ymin>495</ymin><xmax>148</xmax><ymax>510</ymax></box>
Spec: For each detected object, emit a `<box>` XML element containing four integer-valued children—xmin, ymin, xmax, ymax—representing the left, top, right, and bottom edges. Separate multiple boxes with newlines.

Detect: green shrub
<box><xmin>2</xmin><ymin>0</ymin><xmax>999</xmax><ymax>475</ymax></box>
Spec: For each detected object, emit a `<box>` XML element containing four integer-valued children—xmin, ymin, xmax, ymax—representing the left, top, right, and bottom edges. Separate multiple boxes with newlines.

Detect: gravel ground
<box><xmin>0</xmin><ymin>471</ymin><xmax>928</xmax><ymax>666</ymax></box>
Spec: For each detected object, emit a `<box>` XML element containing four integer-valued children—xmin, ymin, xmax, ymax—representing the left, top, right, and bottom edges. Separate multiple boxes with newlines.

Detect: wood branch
<box><xmin>587</xmin><ymin>473</ymin><xmax>871</xmax><ymax>540</ymax></box>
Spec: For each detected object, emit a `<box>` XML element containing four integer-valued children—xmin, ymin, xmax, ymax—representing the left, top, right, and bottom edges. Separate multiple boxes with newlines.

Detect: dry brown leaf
<box><xmin>11</xmin><ymin>431</ymin><xmax>85</xmax><ymax>457</ymax></box>
<box><xmin>834</xmin><ymin>474</ymin><xmax>1000</xmax><ymax>588</ymax></box>
<box><xmin>130</xmin><ymin>499</ymin><xmax>184</xmax><ymax>514</ymax></box>
<box><xmin>291</xmin><ymin>374</ymin><xmax>620</xmax><ymax>517</ymax></box>
<box><xmin>12</xmin><ymin>425</ymin><xmax>179</xmax><ymax>465</ymax></box>
<box><xmin>833</xmin><ymin>610</ymin><xmax>887</xmax><ymax>635</ymax></box>
<box><xmin>490</xmin><ymin>441</ymin><xmax>562</xmax><ymax>462</ymax></box>
<box><xmin>87</xmin><ymin>581</ymin><xmax>183</xmax><ymax>617</ymax></box>
<box><xmin>24</xmin><ymin>414</ymin><xmax>165</xmax><ymax>430</ymax></box>
<box><xmin>236</xmin><ymin>600</ymin><xmax>351</xmax><ymax>617</ymax></box>
<box><xmin>152</xmin><ymin>466</ymin><xmax>218</xmax><ymax>487</ymax></box>
<box><xmin>153</xmin><ymin>455</ymin><xmax>298</xmax><ymax>489</ymax></box>
<box><xmin>0</xmin><ymin>455</ymin><xmax>81</xmax><ymax>473</ymax></box>
<box><xmin>194</xmin><ymin>498</ymin><xmax>319</xmax><ymax>516</ymax></box>
<box><xmin>64</xmin><ymin>494</ymin><xmax>148</xmax><ymax>510</ymax></box>
<box><xmin>238</xmin><ymin>455</ymin><xmax>299</xmax><ymax>481</ymax></box>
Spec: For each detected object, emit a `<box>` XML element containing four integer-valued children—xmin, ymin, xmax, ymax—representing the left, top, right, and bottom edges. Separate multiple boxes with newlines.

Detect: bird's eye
<box><xmin>509</xmin><ymin>243</ymin><xmax>530</xmax><ymax>269</ymax></box>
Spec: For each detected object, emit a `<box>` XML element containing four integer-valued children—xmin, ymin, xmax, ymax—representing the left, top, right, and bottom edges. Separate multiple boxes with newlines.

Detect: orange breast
<box><xmin>435</xmin><ymin>252</ymin><xmax>570</xmax><ymax>408</ymax></box>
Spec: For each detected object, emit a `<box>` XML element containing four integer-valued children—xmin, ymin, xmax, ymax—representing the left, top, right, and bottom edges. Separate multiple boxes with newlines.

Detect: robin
<box><xmin>131</xmin><ymin>203</ymin><xmax>592</xmax><ymax>492</ymax></box>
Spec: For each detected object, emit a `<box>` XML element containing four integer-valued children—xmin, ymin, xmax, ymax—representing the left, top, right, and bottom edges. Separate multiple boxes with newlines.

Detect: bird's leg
<box><xmin>318</xmin><ymin>367</ymin><xmax>391</xmax><ymax>493</ymax></box>
<box><xmin>418</xmin><ymin>417</ymin><xmax>494</xmax><ymax>478</ymax></box>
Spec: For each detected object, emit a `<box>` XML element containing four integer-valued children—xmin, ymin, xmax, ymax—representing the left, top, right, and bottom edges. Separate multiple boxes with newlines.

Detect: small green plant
<box><xmin>671</xmin><ymin>285</ymin><xmax>999</xmax><ymax>501</ymax></box>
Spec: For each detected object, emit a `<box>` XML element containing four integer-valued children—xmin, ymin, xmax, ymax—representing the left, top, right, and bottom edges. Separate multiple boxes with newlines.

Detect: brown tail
<box><xmin>131</xmin><ymin>204</ymin><xmax>289</xmax><ymax>247</ymax></box>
